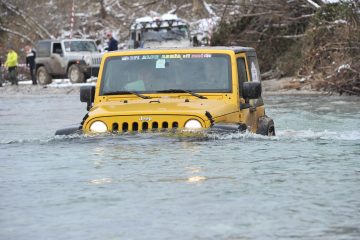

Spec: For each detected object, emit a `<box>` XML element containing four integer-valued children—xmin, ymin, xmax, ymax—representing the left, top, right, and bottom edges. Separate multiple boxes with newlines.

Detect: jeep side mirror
<box><xmin>242</xmin><ymin>82</ymin><xmax>261</xmax><ymax>99</ymax></box>
<box><xmin>80</xmin><ymin>86</ymin><xmax>95</xmax><ymax>111</ymax></box>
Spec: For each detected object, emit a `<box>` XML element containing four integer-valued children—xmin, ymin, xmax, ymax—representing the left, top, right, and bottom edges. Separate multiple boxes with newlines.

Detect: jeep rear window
<box><xmin>37</xmin><ymin>41</ymin><xmax>51</xmax><ymax>57</ymax></box>
<box><xmin>100</xmin><ymin>54</ymin><xmax>231</xmax><ymax>95</ymax></box>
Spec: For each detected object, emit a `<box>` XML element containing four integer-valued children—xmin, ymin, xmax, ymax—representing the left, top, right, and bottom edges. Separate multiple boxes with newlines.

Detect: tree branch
<box><xmin>1</xmin><ymin>0</ymin><xmax>53</xmax><ymax>39</ymax></box>
<box><xmin>0</xmin><ymin>25</ymin><xmax>34</xmax><ymax>44</ymax></box>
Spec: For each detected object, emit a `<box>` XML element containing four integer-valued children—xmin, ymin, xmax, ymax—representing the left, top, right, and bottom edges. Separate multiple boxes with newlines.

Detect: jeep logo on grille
<box><xmin>139</xmin><ymin>116</ymin><xmax>152</xmax><ymax>122</ymax></box>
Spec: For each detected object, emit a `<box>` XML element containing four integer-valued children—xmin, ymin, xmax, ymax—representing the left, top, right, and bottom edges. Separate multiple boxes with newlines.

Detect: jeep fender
<box><xmin>55</xmin><ymin>126</ymin><xmax>82</xmax><ymax>135</ymax></box>
<box><xmin>35</xmin><ymin>63</ymin><xmax>51</xmax><ymax>72</ymax></box>
<box><xmin>211</xmin><ymin>123</ymin><xmax>248</xmax><ymax>132</ymax></box>
<box><xmin>67</xmin><ymin>60</ymin><xmax>87</xmax><ymax>73</ymax></box>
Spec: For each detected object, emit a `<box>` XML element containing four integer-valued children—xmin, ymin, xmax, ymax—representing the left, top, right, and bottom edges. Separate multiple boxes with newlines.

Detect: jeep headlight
<box><xmin>90</xmin><ymin>121</ymin><xmax>108</xmax><ymax>133</ymax></box>
<box><xmin>84</xmin><ymin>55</ymin><xmax>91</xmax><ymax>65</ymax></box>
<box><xmin>184</xmin><ymin>119</ymin><xmax>202</xmax><ymax>129</ymax></box>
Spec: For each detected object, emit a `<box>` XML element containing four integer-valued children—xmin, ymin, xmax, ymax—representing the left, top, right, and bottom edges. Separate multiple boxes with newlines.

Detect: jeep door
<box><xmin>246</xmin><ymin>52</ymin><xmax>265</xmax><ymax>120</ymax></box>
<box><xmin>49</xmin><ymin>42</ymin><xmax>66</xmax><ymax>75</ymax></box>
<box><xmin>236</xmin><ymin>52</ymin><xmax>264</xmax><ymax>131</ymax></box>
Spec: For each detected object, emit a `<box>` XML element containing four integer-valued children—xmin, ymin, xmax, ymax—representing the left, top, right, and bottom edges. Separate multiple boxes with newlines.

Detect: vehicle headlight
<box><xmin>90</xmin><ymin>121</ymin><xmax>108</xmax><ymax>133</ymax></box>
<box><xmin>184</xmin><ymin>119</ymin><xmax>202</xmax><ymax>129</ymax></box>
<box><xmin>84</xmin><ymin>55</ymin><xmax>91</xmax><ymax>65</ymax></box>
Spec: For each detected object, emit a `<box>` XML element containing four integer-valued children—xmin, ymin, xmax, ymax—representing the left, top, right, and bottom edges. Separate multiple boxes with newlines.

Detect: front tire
<box><xmin>257</xmin><ymin>116</ymin><xmax>275</xmax><ymax>136</ymax></box>
<box><xmin>68</xmin><ymin>64</ymin><xmax>85</xmax><ymax>83</ymax></box>
<box><xmin>36</xmin><ymin>66</ymin><xmax>52</xmax><ymax>85</ymax></box>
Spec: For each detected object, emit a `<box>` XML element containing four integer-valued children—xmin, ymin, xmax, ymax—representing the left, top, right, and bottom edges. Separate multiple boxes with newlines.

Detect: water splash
<box><xmin>1</xmin><ymin>129</ymin><xmax>359</xmax><ymax>145</ymax></box>
<box><xmin>0</xmin><ymin>133</ymin><xmax>84</xmax><ymax>145</ymax></box>
<box><xmin>277</xmin><ymin>129</ymin><xmax>360</xmax><ymax>141</ymax></box>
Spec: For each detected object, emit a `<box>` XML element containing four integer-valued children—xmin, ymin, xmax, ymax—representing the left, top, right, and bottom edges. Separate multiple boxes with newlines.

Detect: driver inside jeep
<box><xmin>124</xmin><ymin>66</ymin><xmax>151</xmax><ymax>91</ymax></box>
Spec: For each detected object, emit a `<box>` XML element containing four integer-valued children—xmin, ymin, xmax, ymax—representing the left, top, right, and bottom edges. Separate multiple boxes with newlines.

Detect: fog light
<box><xmin>184</xmin><ymin>119</ymin><xmax>202</xmax><ymax>129</ymax></box>
<box><xmin>90</xmin><ymin>121</ymin><xmax>108</xmax><ymax>133</ymax></box>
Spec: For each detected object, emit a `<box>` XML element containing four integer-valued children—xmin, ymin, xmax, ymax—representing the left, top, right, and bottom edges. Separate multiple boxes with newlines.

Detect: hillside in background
<box><xmin>0</xmin><ymin>0</ymin><xmax>359</xmax><ymax>95</ymax></box>
<box><xmin>211</xmin><ymin>0</ymin><xmax>360</xmax><ymax>95</ymax></box>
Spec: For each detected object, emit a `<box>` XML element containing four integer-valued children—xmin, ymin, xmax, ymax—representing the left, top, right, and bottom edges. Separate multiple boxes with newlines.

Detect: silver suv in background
<box><xmin>128</xmin><ymin>14</ymin><xmax>191</xmax><ymax>49</ymax></box>
<box><xmin>35</xmin><ymin>39</ymin><xmax>103</xmax><ymax>84</ymax></box>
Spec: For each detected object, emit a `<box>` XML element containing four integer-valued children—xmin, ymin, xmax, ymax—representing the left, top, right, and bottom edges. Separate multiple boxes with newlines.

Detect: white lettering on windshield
<box><xmin>120</xmin><ymin>54</ymin><xmax>213</xmax><ymax>61</ymax></box>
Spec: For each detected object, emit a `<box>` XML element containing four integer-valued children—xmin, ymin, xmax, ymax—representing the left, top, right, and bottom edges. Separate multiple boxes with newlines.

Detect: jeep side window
<box><xmin>237</xmin><ymin>57</ymin><xmax>248</xmax><ymax>97</ymax></box>
<box><xmin>52</xmin><ymin>43</ymin><xmax>62</xmax><ymax>55</ymax></box>
<box><xmin>37</xmin><ymin>41</ymin><xmax>50</xmax><ymax>57</ymax></box>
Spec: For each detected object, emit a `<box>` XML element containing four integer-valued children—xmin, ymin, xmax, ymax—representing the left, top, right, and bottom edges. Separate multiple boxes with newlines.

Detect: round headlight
<box><xmin>90</xmin><ymin>121</ymin><xmax>108</xmax><ymax>133</ymax></box>
<box><xmin>84</xmin><ymin>55</ymin><xmax>91</xmax><ymax>65</ymax></box>
<box><xmin>184</xmin><ymin>119</ymin><xmax>202</xmax><ymax>129</ymax></box>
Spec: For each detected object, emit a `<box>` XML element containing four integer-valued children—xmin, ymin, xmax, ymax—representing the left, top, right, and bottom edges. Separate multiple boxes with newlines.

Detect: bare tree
<box><xmin>192</xmin><ymin>0</ymin><xmax>208</xmax><ymax>17</ymax></box>
<box><xmin>0</xmin><ymin>0</ymin><xmax>53</xmax><ymax>39</ymax></box>
<box><xmin>100</xmin><ymin>0</ymin><xmax>107</xmax><ymax>19</ymax></box>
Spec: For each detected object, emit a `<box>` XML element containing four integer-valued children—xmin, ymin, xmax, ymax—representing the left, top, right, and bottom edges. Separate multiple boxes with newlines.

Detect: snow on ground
<box><xmin>336</xmin><ymin>64</ymin><xmax>351</xmax><ymax>72</ymax></box>
<box><xmin>23</xmin><ymin>78</ymin><xmax>96</xmax><ymax>88</ymax></box>
<box><xmin>47</xmin><ymin>78</ymin><xmax>97</xmax><ymax>88</ymax></box>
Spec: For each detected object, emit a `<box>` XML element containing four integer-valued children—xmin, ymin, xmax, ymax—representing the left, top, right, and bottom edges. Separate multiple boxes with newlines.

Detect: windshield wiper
<box><xmin>103</xmin><ymin>91</ymin><xmax>151</xmax><ymax>99</ymax></box>
<box><xmin>156</xmin><ymin>89</ymin><xmax>207</xmax><ymax>99</ymax></box>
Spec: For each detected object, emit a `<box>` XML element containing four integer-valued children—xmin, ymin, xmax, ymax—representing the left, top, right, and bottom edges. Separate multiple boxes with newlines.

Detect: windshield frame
<box><xmin>99</xmin><ymin>53</ymin><xmax>233</xmax><ymax>96</ymax></box>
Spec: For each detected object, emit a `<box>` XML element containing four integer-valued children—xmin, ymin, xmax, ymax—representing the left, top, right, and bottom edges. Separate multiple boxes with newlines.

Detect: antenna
<box><xmin>70</xmin><ymin>0</ymin><xmax>75</xmax><ymax>38</ymax></box>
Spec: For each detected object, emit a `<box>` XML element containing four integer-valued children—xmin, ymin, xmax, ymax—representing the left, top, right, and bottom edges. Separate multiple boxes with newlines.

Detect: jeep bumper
<box><xmin>83</xmin><ymin>66</ymin><xmax>100</xmax><ymax>77</ymax></box>
<box><xmin>78</xmin><ymin>63</ymin><xmax>99</xmax><ymax>77</ymax></box>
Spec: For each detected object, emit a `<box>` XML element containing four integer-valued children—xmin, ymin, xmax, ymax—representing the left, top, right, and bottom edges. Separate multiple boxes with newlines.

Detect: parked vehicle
<box><xmin>128</xmin><ymin>14</ymin><xmax>192</xmax><ymax>49</ymax></box>
<box><xmin>35</xmin><ymin>39</ymin><xmax>103</xmax><ymax>84</ymax></box>
<box><xmin>56</xmin><ymin>47</ymin><xmax>275</xmax><ymax>136</ymax></box>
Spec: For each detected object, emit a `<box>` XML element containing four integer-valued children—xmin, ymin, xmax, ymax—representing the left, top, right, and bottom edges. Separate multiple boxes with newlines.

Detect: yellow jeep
<box><xmin>56</xmin><ymin>47</ymin><xmax>275</xmax><ymax>136</ymax></box>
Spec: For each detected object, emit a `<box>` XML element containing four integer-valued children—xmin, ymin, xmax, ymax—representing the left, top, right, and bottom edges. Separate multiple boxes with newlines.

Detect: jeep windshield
<box><xmin>100</xmin><ymin>53</ymin><xmax>231</xmax><ymax>95</ymax></box>
<box><xmin>64</xmin><ymin>41</ymin><xmax>97</xmax><ymax>52</ymax></box>
<box><xmin>142</xmin><ymin>27</ymin><xmax>189</xmax><ymax>42</ymax></box>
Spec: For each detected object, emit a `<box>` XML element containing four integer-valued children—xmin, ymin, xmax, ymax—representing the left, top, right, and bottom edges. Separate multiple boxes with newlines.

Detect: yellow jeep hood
<box><xmin>89</xmin><ymin>98</ymin><xmax>238</xmax><ymax>119</ymax></box>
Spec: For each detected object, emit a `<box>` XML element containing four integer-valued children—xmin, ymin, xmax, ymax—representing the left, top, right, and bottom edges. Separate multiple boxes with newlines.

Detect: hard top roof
<box><xmin>114</xmin><ymin>46</ymin><xmax>255</xmax><ymax>54</ymax></box>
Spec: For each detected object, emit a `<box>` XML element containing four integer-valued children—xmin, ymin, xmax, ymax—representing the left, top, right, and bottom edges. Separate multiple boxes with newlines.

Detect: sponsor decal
<box><xmin>121</xmin><ymin>54</ymin><xmax>213</xmax><ymax>61</ymax></box>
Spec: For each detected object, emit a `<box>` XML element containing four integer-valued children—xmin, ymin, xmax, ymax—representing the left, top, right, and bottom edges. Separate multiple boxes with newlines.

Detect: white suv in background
<box><xmin>35</xmin><ymin>39</ymin><xmax>103</xmax><ymax>84</ymax></box>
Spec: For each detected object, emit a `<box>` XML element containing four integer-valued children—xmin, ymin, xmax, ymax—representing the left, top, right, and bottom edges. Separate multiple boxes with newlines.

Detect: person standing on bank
<box><xmin>106</xmin><ymin>32</ymin><xmax>118</xmax><ymax>51</ymax></box>
<box><xmin>25</xmin><ymin>45</ymin><xmax>37</xmax><ymax>85</ymax></box>
<box><xmin>4</xmin><ymin>46</ymin><xmax>19</xmax><ymax>86</ymax></box>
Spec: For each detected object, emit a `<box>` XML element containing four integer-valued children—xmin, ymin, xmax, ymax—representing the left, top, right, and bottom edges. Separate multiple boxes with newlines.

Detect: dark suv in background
<box><xmin>35</xmin><ymin>39</ymin><xmax>103</xmax><ymax>84</ymax></box>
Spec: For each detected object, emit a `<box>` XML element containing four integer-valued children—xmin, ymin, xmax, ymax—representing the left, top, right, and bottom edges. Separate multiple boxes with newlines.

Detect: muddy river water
<box><xmin>0</xmin><ymin>92</ymin><xmax>359</xmax><ymax>240</ymax></box>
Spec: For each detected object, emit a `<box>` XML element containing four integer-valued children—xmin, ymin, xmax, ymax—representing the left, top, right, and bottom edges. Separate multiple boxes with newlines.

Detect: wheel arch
<box><xmin>66</xmin><ymin>60</ymin><xmax>86</xmax><ymax>73</ymax></box>
<box><xmin>35</xmin><ymin>63</ymin><xmax>49</xmax><ymax>72</ymax></box>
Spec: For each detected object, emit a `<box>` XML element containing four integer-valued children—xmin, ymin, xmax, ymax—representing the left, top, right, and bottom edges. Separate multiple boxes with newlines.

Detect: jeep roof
<box><xmin>119</xmin><ymin>46</ymin><xmax>255</xmax><ymax>52</ymax></box>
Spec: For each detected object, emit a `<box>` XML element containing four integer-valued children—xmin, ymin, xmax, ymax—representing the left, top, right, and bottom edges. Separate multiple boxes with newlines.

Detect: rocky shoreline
<box><xmin>0</xmin><ymin>78</ymin><xmax>327</xmax><ymax>97</ymax></box>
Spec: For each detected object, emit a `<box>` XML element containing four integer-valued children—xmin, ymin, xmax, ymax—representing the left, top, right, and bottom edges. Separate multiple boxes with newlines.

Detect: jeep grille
<box><xmin>87</xmin><ymin>115</ymin><xmax>205</xmax><ymax>133</ymax></box>
<box><xmin>111</xmin><ymin>121</ymin><xmax>180</xmax><ymax>132</ymax></box>
<box><xmin>92</xmin><ymin>57</ymin><xmax>101</xmax><ymax>65</ymax></box>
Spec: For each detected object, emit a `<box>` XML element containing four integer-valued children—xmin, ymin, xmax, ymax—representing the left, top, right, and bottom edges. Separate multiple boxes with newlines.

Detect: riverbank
<box><xmin>0</xmin><ymin>78</ymin><xmax>330</xmax><ymax>97</ymax></box>
<box><xmin>0</xmin><ymin>79</ymin><xmax>95</xmax><ymax>96</ymax></box>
